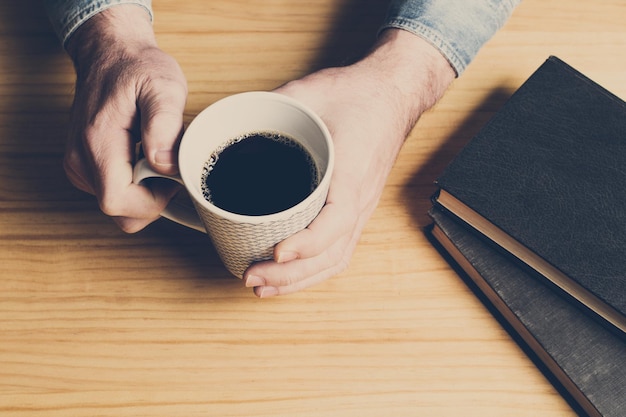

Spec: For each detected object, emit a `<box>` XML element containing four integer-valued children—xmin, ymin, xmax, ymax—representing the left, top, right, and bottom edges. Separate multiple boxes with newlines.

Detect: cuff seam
<box><xmin>59</xmin><ymin>1</ymin><xmax>153</xmax><ymax>48</ymax></box>
<box><xmin>380</xmin><ymin>19</ymin><xmax>464</xmax><ymax>77</ymax></box>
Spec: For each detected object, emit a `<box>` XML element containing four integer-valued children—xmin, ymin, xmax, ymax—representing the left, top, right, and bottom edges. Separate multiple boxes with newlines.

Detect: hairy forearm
<box><xmin>65</xmin><ymin>4</ymin><xmax>156</xmax><ymax>72</ymax></box>
<box><xmin>43</xmin><ymin>0</ymin><xmax>154</xmax><ymax>47</ymax></box>
<box><xmin>358</xmin><ymin>28</ymin><xmax>455</xmax><ymax>137</ymax></box>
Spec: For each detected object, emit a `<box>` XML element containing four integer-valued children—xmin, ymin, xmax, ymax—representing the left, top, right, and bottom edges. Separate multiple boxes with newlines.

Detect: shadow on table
<box><xmin>0</xmin><ymin>2</ymin><xmax>76</xmax><ymax>204</ymax></box>
<box><xmin>403</xmin><ymin>87</ymin><xmax>516</xmax><ymax>231</ymax></box>
<box><xmin>311</xmin><ymin>0</ymin><xmax>389</xmax><ymax>70</ymax></box>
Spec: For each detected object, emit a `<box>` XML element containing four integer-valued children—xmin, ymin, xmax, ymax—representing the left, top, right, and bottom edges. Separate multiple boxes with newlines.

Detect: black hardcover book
<box><xmin>429</xmin><ymin>207</ymin><xmax>626</xmax><ymax>417</ymax></box>
<box><xmin>433</xmin><ymin>56</ymin><xmax>626</xmax><ymax>335</ymax></box>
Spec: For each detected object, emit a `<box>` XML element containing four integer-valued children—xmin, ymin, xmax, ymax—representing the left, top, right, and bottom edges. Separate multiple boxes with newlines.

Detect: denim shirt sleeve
<box><xmin>43</xmin><ymin>0</ymin><xmax>153</xmax><ymax>47</ymax></box>
<box><xmin>380</xmin><ymin>0</ymin><xmax>521</xmax><ymax>76</ymax></box>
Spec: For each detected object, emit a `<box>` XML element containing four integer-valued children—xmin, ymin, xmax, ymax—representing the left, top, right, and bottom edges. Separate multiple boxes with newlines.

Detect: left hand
<box><xmin>63</xmin><ymin>5</ymin><xmax>188</xmax><ymax>233</ymax></box>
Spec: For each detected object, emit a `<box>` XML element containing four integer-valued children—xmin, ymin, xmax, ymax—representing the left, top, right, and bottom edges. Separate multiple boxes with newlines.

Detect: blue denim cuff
<box><xmin>380</xmin><ymin>0</ymin><xmax>520</xmax><ymax>76</ymax></box>
<box><xmin>43</xmin><ymin>0</ymin><xmax>153</xmax><ymax>47</ymax></box>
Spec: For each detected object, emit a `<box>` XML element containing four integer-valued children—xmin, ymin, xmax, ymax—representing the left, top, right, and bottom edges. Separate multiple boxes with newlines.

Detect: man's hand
<box><xmin>64</xmin><ymin>5</ymin><xmax>188</xmax><ymax>232</ymax></box>
<box><xmin>243</xmin><ymin>29</ymin><xmax>455</xmax><ymax>297</ymax></box>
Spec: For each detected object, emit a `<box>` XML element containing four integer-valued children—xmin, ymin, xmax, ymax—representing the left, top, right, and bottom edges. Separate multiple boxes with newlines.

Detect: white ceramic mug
<box><xmin>133</xmin><ymin>92</ymin><xmax>334</xmax><ymax>278</ymax></box>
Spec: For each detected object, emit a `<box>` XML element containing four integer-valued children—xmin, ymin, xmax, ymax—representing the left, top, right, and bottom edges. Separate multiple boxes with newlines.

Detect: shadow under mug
<box><xmin>133</xmin><ymin>92</ymin><xmax>334</xmax><ymax>279</ymax></box>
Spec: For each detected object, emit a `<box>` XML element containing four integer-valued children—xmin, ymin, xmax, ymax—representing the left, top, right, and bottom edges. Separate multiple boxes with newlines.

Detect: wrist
<box><xmin>66</xmin><ymin>4</ymin><xmax>156</xmax><ymax>73</ymax></box>
<box><xmin>359</xmin><ymin>28</ymin><xmax>455</xmax><ymax>130</ymax></box>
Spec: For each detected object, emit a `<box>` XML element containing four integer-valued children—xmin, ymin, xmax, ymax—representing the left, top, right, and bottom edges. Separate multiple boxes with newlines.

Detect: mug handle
<box><xmin>133</xmin><ymin>158</ymin><xmax>207</xmax><ymax>233</ymax></box>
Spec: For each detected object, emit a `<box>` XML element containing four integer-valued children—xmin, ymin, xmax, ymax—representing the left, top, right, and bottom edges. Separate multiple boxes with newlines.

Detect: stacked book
<box><xmin>429</xmin><ymin>56</ymin><xmax>626</xmax><ymax>417</ymax></box>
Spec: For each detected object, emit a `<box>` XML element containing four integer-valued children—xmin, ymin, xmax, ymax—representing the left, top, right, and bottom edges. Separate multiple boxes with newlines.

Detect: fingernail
<box><xmin>245</xmin><ymin>275</ymin><xmax>265</xmax><ymax>288</ymax></box>
<box><xmin>154</xmin><ymin>150</ymin><xmax>175</xmax><ymax>166</ymax></box>
<box><xmin>277</xmin><ymin>251</ymin><xmax>299</xmax><ymax>263</ymax></box>
<box><xmin>258</xmin><ymin>286</ymin><xmax>279</xmax><ymax>298</ymax></box>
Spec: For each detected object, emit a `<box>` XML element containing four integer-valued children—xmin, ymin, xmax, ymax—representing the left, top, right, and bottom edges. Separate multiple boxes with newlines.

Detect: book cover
<box><xmin>429</xmin><ymin>207</ymin><xmax>626</xmax><ymax>417</ymax></box>
<box><xmin>433</xmin><ymin>56</ymin><xmax>626</xmax><ymax>335</ymax></box>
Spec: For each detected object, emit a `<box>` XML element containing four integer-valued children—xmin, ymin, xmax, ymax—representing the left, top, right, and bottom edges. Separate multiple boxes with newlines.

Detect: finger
<box><xmin>273</xmin><ymin>198</ymin><xmax>355</xmax><ymax>263</ymax></box>
<box><xmin>107</xmin><ymin>178</ymin><xmax>182</xmax><ymax>233</ymax></box>
<box><xmin>112</xmin><ymin>216</ymin><xmax>153</xmax><ymax>233</ymax></box>
<box><xmin>254</xmin><ymin>268</ymin><xmax>336</xmax><ymax>298</ymax></box>
<box><xmin>63</xmin><ymin>131</ymin><xmax>96</xmax><ymax>194</ymax></box>
<box><xmin>138</xmin><ymin>74</ymin><xmax>187</xmax><ymax>175</ymax></box>
<box><xmin>84</xmin><ymin>117</ymin><xmax>169</xmax><ymax>221</ymax></box>
<box><xmin>244</xmin><ymin>229</ymin><xmax>358</xmax><ymax>297</ymax></box>
<box><xmin>273</xmin><ymin>172</ymin><xmax>360</xmax><ymax>262</ymax></box>
<box><xmin>245</xmin><ymin>256</ymin><xmax>342</xmax><ymax>298</ymax></box>
<box><xmin>64</xmin><ymin>149</ymin><xmax>95</xmax><ymax>195</ymax></box>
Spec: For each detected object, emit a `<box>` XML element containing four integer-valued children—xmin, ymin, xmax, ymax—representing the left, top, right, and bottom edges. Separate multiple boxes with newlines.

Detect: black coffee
<box><xmin>201</xmin><ymin>131</ymin><xmax>319</xmax><ymax>216</ymax></box>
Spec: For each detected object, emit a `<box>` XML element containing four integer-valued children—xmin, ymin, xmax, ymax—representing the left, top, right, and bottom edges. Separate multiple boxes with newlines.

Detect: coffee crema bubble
<box><xmin>201</xmin><ymin>131</ymin><xmax>319</xmax><ymax>216</ymax></box>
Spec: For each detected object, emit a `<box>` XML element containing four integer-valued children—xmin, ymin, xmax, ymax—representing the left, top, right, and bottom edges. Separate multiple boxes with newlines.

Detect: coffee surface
<box><xmin>201</xmin><ymin>132</ymin><xmax>318</xmax><ymax>216</ymax></box>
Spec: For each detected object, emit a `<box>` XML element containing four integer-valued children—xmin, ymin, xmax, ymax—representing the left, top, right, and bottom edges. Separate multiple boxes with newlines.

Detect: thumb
<box><xmin>139</xmin><ymin>79</ymin><xmax>187</xmax><ymax>175</ymax></box>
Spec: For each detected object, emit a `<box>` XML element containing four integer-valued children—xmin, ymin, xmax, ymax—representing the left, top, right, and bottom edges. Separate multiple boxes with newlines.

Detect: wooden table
<box><xmin>2</xmin><ymin>1</ymin><xmax>624</xmax><ymax>415</ymax></box>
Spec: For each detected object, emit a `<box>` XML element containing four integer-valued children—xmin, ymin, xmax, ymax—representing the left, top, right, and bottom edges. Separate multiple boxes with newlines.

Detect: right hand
<box><xmin>64</xmin><ymin>4</ymin><xmax>188</xmax><ymax>232</ymax></box>
<box><xmin>244</xmin><ymin>29</ymin><xmax>456</xmax><ymax>297</ymax></box>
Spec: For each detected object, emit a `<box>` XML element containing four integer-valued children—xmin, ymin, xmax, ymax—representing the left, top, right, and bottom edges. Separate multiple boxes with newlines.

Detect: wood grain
<box><xmin>2</xmin><ymin>0</ymin><xmax>625</xmax><ymax>415</ymax></box>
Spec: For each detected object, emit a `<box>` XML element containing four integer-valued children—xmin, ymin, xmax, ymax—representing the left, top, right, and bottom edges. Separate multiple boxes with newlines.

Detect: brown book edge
<box><xmin>435</xmin><ymin>189</ymin><xmax>626</xmax><ymax>336</ymax></box>
<box><xmin>430</xmin><ymin>223</ymin><xmax>601</xmax><ymax>417</ymax></box>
